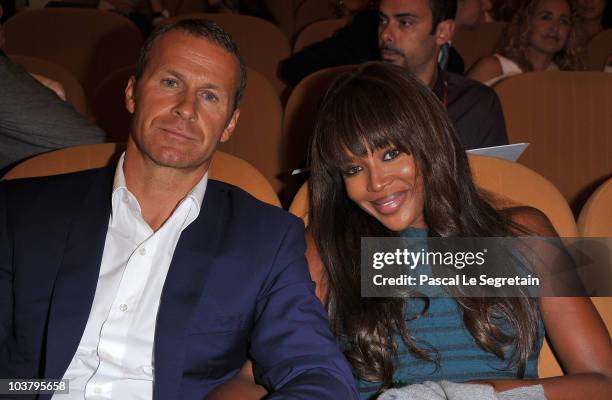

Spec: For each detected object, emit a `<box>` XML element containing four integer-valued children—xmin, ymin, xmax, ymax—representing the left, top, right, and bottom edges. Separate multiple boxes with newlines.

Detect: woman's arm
<box><xmin>479</xmin><ymin>208</ymin><xmax>612</xmax><ymax>398</ymax></box>
<box><xmin>466</xmin><ymin>55</ymin><xmax>504</xmax><ymax>84</ymax></box>
<box><xmin>305</xmin><ymin>228</ymin><xmax>328</xmax><ymax>303</ymax></box>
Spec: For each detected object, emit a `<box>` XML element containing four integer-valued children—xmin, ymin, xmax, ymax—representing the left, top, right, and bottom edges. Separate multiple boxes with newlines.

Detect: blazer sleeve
<box><xmin>447</xmin><ymin>74</ymin><xmax>509</xmax><ymax>150</ymax></box>
<box><xmin>0</xmin><ymin>55</ymin><xmax>107</xmax><ymax>171</ymax></box>
<box><xmin>0</xmin><ymin>182</ymin><xmax>14</xmax><ymax>374</ymax></box>
<box><xmin>249</xmin><ymin>218</ymin><xmax>358</xmax><ymax>399</ymax></box>
<box><xmin>477</xmin><ymin>88</ymin><xmax>509</xmax><ymax>148</ymax></box>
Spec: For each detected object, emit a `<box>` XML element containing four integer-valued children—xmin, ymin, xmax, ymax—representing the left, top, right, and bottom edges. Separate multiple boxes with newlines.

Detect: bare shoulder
<box><xmin>466</xmin><ymin>55</ymin><xmax>503</xmax><ymax>84</ymax></box>
<box><xmin>304</xmin><ymin>229</ymin><xmax>320</xmax><ymax>269</ymax></box>
<box><xmin>305</xmin><ymin>229</ymin><xmax>328</xmax><ymax>303</ymax></box>
<box><xmin>504</xmin><ymin>206</ymin><xmax>558</xmax><ymax>237</ymax></box>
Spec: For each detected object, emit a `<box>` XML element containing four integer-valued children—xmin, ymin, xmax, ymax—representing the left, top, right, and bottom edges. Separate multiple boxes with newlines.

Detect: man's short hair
<box><xmin>429</xmin><ymin>0</ymin><xmax>457</xmax><ymax>32</ymax></box>
<box><xmin>135</xmin><ymin>19</ymin><xmax>247</xmax><ymax>110</ymax></box>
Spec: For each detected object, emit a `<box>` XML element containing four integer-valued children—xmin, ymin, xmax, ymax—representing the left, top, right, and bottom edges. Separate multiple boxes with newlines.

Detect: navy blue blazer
<box><xmin>0</xmin><ymin>166</ymin><xmax>358</xmax><ymax>399</ymax></box>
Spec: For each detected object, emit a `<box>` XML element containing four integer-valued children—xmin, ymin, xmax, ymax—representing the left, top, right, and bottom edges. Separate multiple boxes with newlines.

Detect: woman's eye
<box><xmin>383</xmin><ymin>149</ymin><xmax>401</xmax><ymax>161</ymax></box>
<box><xmin>560</xmin><ymin>17</ymin><xmax>570</xmax><ymax>25</ymax></box>
<box><xmin>343</xmin><ymin>165</ymin><xmax>363</xmax><ymax>176</ymax></box>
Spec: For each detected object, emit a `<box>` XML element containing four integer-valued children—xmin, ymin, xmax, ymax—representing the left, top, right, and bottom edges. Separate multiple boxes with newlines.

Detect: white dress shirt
<box><xmin>53</xmin><ymin>154</ymin><xmax>207</xmax><ymax>399</ymax></box>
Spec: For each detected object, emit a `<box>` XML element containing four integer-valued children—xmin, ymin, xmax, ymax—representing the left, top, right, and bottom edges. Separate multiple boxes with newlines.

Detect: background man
<box><xmin>280</xmin><ymin>0</ymin><xmax>492</xmax><ymax>87</ymax></box>
<box><xmin>441</xmin><ymin>0</ymin><xmax>492</xmax><ymax>71</ymax></box>
<box><xmin>0</xmin><ymin>19</ymin><xmax>357</xmax><ymax>399</ymax></box>
<box><xmin>0</xmin><ymin>4</ymin><xmax>107</xmax><ymax>173</ymax></box>
<box><xmin>379</xmin><ymin>0</ymin><xmax>508</xmax><ymax>149</ymax></box>
<box><xmin>455</xmin><ymin>0</ymin><xmax>491</xmax><ymax>30</ymax></box>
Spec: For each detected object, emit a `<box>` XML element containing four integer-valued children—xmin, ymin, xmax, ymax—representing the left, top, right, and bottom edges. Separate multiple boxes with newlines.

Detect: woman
<box><xmin>307</xmin><ymin>62</ymin><xmax>611</xmax><ymax>399</ymax></box>
<box><xmin>467</xmin><ymin>0</ymin><xmax>584</xmax><ymax>85</ymax></box>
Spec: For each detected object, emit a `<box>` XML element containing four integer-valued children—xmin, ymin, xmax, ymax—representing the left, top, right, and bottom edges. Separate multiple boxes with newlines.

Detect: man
<box><xmin>0</xmin><ymin>55</ymin><xmax>107</xmax><ymax>174</ymax></box>
<box><xmin>439</xmin><ymin>0</ymin><xmax>491</xmax><ymax>72</ymax></box>
<box><xmin>0</xmin><ymin>19</ymin><xmax>358</xmax><ymax>399</ymax></box>
<box><xmin>455</xmin><ymin>0</ymin><xmax>491</xmax><ymax>30</ymax></box>
<box><xmin>379</xmin><ymin>0</ymin><xmax>508</xmax><ymax>149</ymax></box>
<box><xmin>280</xmin><ymin>0</ymin><xmax>482</xmax><ymax>87</ymax></box>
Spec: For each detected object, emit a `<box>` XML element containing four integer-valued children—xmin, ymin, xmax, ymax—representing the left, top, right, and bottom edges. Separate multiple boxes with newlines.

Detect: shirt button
<box><xmin>120</xmin><ymin>304</ymin><xmax>128</xmax><ymax>312</ymax></box>
<box><xmin>93</xmin><ymin>387</ymin><xmax>102</xmax><ymax>394</ymax></box>
<box><xmin>139</xmin><ymin>247</ymin><xmax>146</xmax><ymax>256</ymax></box>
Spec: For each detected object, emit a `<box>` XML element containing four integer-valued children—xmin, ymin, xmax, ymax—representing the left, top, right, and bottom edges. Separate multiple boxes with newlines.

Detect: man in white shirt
<box><xmin>0</xmin><ymin>19</ymin><xmax>358</xmax><ymax>399</ymax></box>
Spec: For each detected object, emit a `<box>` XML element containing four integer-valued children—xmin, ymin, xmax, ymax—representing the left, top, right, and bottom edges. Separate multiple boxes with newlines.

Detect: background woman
<box><xmin>467</xmin><ymin>0</ymin><xmax>584</xmax><ymax>85</ymax></box>
<box><xmin>576</xmin><ymin>0</ymin><xmax>609</xmax><ymax>42</ymax></box>
<box><xmin>308</xmin><ymin>62</ymin><xmax>611</xmax><ymax>399</ymax></box>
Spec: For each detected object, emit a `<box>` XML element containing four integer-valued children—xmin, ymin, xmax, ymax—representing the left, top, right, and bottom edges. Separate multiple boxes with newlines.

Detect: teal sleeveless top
<box><xmin>355</xmin><ymin>228</ymin><xmax>545</xmax><ymax>400</ymax></box>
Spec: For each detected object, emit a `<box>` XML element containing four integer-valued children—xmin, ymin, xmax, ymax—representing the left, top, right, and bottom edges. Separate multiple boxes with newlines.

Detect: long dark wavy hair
<box><xmin>308</xmin><ymin>62</ymin><xmax>540</xmax><ymax>390</ymax></box>
<box><xmin>498</xmin><ymin>0</ymin><xmax>585</xmax><ymax>71</ymax></box>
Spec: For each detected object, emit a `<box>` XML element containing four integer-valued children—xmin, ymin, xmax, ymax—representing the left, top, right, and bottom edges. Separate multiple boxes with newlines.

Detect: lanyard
<box><xmin>442</xmin><ymin>73</ymin><xmax>449</xmax><ymax>110</ymax></box>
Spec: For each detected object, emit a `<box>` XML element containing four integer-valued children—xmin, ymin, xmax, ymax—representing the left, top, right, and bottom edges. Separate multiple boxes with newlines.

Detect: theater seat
<box><xmin>3</xmin><ymin>143</ymin><xmax>280</xmax><ymax>207</ymax></box>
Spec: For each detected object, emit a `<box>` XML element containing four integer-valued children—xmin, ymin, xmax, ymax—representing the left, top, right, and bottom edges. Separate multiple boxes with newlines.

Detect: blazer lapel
<box><xmin>153</xmin><ymin>182</ymin><xmax>228</xmax><ymax>400</ymax></box>
<box><xmin>43</xmin><ymin>167</ymin><xmax>114</xmax><ymax>381</ymax></box>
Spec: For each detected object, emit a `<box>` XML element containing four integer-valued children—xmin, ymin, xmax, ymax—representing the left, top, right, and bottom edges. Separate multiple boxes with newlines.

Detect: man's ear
<box><xmin>435</xmin><ymin>19</ymin><xmax>455</xmax><ymax>46</ymax></box>
<box><xmin>220</xmin><ymin>109</ymin><xmax>240</xmax><ymax>143</ymax></box>
<box><xmin>125</xmin><ymin>76</ymin><xmax>137</xmax><ymax>114</ymax></box>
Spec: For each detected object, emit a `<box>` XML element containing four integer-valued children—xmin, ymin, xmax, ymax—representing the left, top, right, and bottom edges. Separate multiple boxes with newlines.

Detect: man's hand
<box><xmin>30</xmin><ymin>73</ymin><xmax>67</xmax><ymax>101</ymax></box>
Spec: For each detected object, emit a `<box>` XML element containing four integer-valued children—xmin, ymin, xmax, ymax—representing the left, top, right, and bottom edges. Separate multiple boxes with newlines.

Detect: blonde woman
<box><xmin>467</xmin><ymin>0</ymin><xmax>584</xmax><ymax>85</ymax></box>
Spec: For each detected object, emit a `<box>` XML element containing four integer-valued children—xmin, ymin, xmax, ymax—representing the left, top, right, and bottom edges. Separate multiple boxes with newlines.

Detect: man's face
<box><xmin>125</xmin><ymin>31</ymin><xmax>240</xmax><ymax>173</ymax></box>
<box><xmin>378</xmin><ymin>0</ymin><xmax>447</xmax><ymax>78</ymax></box>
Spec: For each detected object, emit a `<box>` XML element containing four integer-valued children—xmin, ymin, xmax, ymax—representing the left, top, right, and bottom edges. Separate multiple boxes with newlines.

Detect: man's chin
<box><xmin>147</xmin><ymin>149</ymin><xmax>208</xmax><ymax>171</ymax></box>
<box><xmin>381</xmin><ymin>57</ymin><xmax>406</xmax><ymax>67</ymax></box>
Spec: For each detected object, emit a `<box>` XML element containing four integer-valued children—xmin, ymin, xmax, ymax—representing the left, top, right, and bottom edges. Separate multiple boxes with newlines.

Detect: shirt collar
<box><xmin>111</xmin><ymin>153</ymin><xmax>208</xmax><ymax>216</ymax></box>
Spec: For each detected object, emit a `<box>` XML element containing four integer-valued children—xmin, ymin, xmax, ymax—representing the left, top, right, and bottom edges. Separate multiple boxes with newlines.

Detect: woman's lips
<box><xmin>371</xmin><ymin>191</ymin><xmax>407</xmax><ymax>215</ymax></box>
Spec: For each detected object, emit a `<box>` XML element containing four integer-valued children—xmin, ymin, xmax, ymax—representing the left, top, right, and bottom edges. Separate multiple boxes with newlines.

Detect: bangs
<box><xmin>313</xmin><ymin>75</ymin><xmax>415</xmax><ymax>171</ymax></box>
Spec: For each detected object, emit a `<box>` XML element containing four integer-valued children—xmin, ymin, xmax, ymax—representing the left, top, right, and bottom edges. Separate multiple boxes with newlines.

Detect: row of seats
<box><xmin>19</xmin><ymin>0</ymin><xmax>338</xmax><ymax>40</ymax></box>
<box><xmin>290</xmin><ymin>19</ymin><xmax>612</xmax><ymax>71</ymax></box>
<box><xmin>5</xmin><ymin>9</ymin><xmax>611</xmax><ymax>210</ymax></box>
<box><xmin>9</xmin><ymin>8</ymin><xmax>608</xmax><ymax>102</ymax></box>
<box><xmin>6</xmin><ymin>54</ymin><xmax>611</xmax><ymax>212</ymax></box>
<box><xmin>3</xmin><ymin>143</ymin><xmax>611</xmax><ymax>380</ymax></box>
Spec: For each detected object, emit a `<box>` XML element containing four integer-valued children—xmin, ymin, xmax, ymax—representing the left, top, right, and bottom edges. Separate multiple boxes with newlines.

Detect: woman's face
<box><xmin>528</xmin><ymin>0</ymin><xmax>572</xmax><ymax>56</ymax></box>
<box><xmin>577</xmin><ymin>0</ymin><xmax>606</xmax><ymax>21</ymax></box>
<box><xmin>342</xmin><ymin>146</ymin><xmax>425</xmax><ymax>232</ymax></box>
